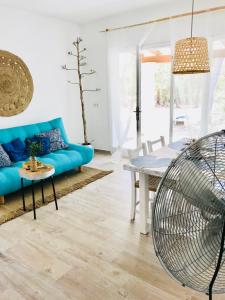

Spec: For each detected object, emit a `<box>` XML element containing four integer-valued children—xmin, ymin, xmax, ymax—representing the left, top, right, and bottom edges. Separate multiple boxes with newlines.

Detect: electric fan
<box><xmin>152</xmin><ymin>131</ymin><xmax>225</xmax><ymax>300</ymax></box>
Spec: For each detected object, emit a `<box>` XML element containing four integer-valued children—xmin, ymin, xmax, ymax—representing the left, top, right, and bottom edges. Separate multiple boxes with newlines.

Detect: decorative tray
<box><xmin>23</xmin><ymin>161</ymin><xmax>47</xmax><ymax>170</ymax></box>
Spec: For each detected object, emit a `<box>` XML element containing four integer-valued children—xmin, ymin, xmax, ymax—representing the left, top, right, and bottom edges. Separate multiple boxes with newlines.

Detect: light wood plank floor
<box><xmin>0</xmin><ymin>152</ymin><xmax>224</xmax><ymax>300</ymax></box>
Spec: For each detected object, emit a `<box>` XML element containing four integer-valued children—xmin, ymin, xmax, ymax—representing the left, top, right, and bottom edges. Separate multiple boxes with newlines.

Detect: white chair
<box><xmin>128</xmin><ymin>136</ymin><xmax>165</xmax><ymax>222</ymax></box>
<box><xmin>147</xmin><ymin>136</ymin><xmax>165</xmax><ymax>152</ymax></box>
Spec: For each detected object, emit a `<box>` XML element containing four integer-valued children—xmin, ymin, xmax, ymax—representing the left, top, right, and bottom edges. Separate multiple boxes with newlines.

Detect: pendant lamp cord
<box><xmin>190</xmin><ymin>0</ymin><xmax>195</xmax><ymax>38</ymax></box>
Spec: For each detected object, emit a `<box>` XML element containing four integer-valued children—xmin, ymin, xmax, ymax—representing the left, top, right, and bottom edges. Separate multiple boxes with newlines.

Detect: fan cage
<box><xmin>152</xmin><ymin>131</ymin><xmax>225</xmax><ymax>295</ymax></box>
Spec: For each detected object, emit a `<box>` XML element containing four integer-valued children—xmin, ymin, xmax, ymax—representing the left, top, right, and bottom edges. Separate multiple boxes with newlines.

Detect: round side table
<box><xmin>19</xmin><ymin>164</ymin><xmax>58</xmax><ymax>220</ymax></box>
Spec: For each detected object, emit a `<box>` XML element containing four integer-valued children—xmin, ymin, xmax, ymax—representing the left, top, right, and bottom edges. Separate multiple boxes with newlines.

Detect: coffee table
<box><xmin>19</xmin><ymin>164</ymin><xmax>58</xmax><ymax>220</ymax></box>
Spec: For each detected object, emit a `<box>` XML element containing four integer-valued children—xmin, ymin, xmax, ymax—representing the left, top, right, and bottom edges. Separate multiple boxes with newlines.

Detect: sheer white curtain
<box><xmin>106</xmin><ymin>33</ymin><xmax>136</xmax><ymax>151</ymax></box>
<box><xmin>106</xmin><ymin>24</ymin><xmax>159</xmax><ymax>153</ymax></box>
<box><xmin>208</xmin><ymin>55</ymin><xmax>225</xmax><ymax>132</ymax></box>
<box><xmin>106</xmin><ymin>9</ymin><xmax>225</xmax><ymax>153</ymax></box>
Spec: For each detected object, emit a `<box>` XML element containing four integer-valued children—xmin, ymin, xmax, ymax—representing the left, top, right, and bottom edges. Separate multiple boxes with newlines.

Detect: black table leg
<box><xmin>50</xmin><ymin>176</ymin><xmax>58</xmax><ymax>210</ymax></box>
<box><xmin>21</xmin><ymin>178</ymin><xmax>26</xmax><ymax>211</ymax></box>
<box><xmin>31</xmin><ymin>180</ymin><xmax>36</xmax><ymax>220</ymax></box>
<box><xmin>41</xmin><ymin>180</ymin><xmax>45</xmax><ymax>204</ymax></box>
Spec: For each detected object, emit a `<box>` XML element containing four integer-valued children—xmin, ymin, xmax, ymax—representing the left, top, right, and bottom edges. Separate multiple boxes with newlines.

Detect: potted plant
<box><xmin>62</xmin><ymin>37</ymin><xmax>100</xmax><ymax>147</ymax></box>
<box><xmin>27</xmin><ymin>141</ymin><xmax>42</xmax><ymax>172</ymax></box>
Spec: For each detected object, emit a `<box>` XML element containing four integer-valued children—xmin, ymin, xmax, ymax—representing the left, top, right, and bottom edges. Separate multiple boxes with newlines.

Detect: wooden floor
<box><xmin>0</xmin><ymin>152</ymin><xmax>224</xmax><ymax>300</ymax></box>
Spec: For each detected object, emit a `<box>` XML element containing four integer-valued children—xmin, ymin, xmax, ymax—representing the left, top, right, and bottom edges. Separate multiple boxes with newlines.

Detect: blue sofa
<box><xmin>0</xmin><ymin>118</ymin><xmax>94</xmax><ymax>201</ymax></box>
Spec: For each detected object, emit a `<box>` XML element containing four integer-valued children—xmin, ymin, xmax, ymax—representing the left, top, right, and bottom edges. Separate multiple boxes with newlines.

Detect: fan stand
<box><xmin>207</xmin><ymin>220</ymin><xmax>225</xmax><ymax>300</ymax></box>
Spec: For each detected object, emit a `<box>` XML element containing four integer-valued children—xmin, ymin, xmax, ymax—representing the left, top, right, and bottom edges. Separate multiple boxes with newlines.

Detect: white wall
<box><xmin>0</xmin><ymin>5</ymin><xmax>82</xmax><ymax>143</ymax></box>
<box><xmin>81</xmin><ymin>28</ymin><xmax>111</xmax><ymax>151</ymax></box>
<box><xmin>82</xmin><ymin>0</ymin><xmax>225</xmax><ymax>151</ymax></box>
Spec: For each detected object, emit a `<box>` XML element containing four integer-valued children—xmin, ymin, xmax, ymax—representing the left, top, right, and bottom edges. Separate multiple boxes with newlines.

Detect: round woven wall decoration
<box><xmin>0</xmin><ymin>50</ymin><xmax>33</xmax><ymax>117</ymax></box>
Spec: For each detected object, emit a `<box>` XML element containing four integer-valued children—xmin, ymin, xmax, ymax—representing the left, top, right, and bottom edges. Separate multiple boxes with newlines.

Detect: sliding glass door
<box><xmin>140</xmin><ymin>38</ymin><xmax>225</xmax><ymax>145</ymax></box>
<box><xmin>140</xmin><ymin>43</ymin><xmax>201</xmax><ymax>143</ymax></box>
<box><xmin>208</xmin><ymin>39</ymin><xmax>225</xmax><ymax>133</ymax></box>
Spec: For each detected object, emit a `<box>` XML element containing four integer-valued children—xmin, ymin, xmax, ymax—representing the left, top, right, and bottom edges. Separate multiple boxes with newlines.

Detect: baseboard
<box><xmin>94</xmin><ymin>149</ymin><xmax>112</xmax><ymax>155</ymax></box>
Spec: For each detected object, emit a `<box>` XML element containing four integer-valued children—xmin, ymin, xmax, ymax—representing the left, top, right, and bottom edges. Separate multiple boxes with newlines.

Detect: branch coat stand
<box><xmin>62</xmin><ymin>36</ymin><xmax>100</xmax><ymax>145</ymax></box>
<box><xmin>19</xmin><ymin>164</ymin><xmax>58</xmax><ymax>220</ymax></box>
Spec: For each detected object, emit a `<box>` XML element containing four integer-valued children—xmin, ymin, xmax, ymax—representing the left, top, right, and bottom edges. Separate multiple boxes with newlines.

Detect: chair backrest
<box><xmin>128</xmin><ymin>146</ymin><xmax>143</xmax><ymax>160</ymax></box>
<box><xmin>142</xmin><ymin>142</ymin><xmax>148</xmax><ymax>156</ymax></box>
<box><xmin>128</xmin><ymin>136</ymin><xmax>165</xmax><ymax>159</ymax></box>
<box><xmin>147</xmin><ymin>136</ymin><xmax>165</xmax><ymax>153</ymax></box>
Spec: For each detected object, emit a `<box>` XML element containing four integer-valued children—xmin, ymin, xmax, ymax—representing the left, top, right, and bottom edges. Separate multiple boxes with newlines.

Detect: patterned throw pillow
<box><xmin>0</xmin><ymin>144</ymin><xmax>12</xmax><ymax>167</ymax></box>
<box><xmin>36</xmin><ymin>128</ymin><xmax>68</xmax><ymax>152</ymax></box>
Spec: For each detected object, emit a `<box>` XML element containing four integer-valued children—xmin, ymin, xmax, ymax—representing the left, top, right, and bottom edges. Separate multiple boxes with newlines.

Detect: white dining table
<box><xmin>123</xmin><ymin>139</ymin><xmax>188</xmax><ymax>235</ymax></box>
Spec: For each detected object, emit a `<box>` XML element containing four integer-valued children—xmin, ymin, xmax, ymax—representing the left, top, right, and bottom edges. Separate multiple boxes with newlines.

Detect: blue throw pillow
<box><xmin>0</xmin><ymin>145</ymin><xmax>12</xmax><ymax>167</ymax></box>
<box><xmin>2</xmin><ymin>138</ymin><xmax>28</xmax><ymax>162</ymax></box>
<box><xmin>26</xmin><ymin>137</ymin><xmax>51</xmax><ymax>156</ymax></box>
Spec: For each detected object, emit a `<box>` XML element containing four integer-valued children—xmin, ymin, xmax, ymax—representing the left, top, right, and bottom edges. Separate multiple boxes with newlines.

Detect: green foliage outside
<box><xmin>154</xmin><ymin>62</ymin><xmax>207</xmax><ymax>108</ymax></box>
<box><xmin>154</xmin><ymin>63</ymin><xmax>171</xmax><ymax>107</ymax></box>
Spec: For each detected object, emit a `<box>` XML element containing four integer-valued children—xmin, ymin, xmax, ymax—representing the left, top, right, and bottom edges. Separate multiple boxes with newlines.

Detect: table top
<box><xmin>123</xmin><ymin>139</ymin><xmax>188</xmax><ymax>177</ymax></box>
<box><xmin>19</xmin><ymin>164</ymin><xmax>55</xmax><ymax>181</ymax></box>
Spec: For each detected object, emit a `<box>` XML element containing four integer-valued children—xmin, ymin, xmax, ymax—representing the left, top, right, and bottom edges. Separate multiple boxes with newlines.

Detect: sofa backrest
<box><xmin>0</xmin><ymin>118</ymin><xmax>69</xmax><ymax>144</ymax></box>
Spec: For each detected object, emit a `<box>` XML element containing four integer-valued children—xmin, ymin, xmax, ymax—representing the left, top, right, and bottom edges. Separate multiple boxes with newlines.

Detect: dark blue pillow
<box><xmin>2</xmin><ymin>138</ymin><xmax>28</xmax><ymax>162</ymax></box>
<box><xmin>26</xmin><ymin>137</ymin><xmax>51</xmax><ymax>156</ymax></box>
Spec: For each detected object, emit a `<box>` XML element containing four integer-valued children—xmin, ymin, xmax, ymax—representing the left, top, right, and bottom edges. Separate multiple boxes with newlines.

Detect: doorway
<box><xmin>141</xmin><ymin>45</ymin><xmax>172</xmax><ymax>144</ymax></box>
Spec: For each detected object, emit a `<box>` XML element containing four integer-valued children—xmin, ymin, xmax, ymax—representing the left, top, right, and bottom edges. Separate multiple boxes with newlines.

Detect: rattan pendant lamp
<box><xmin>172</xmin><ymin>0</ymin><xmax>210</xmax><ymax>74</ymax></box>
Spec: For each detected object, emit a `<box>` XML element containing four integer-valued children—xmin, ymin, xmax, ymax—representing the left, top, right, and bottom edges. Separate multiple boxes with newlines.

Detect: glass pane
<box><xmin>141</xmin><ymin>46</ymin><xmax>171</xmax><ymax>144</ymax></box>
<box><xmin>173</xmin><ymin>74</ymin><xmax>207</xmax><ymax>140</ymax></box>
<box><xmin>208</xmin><ymin>39</ymin><xmax>225</xmax><ymax>133</ymax></box>
<box><xmin>209</xmin><ymin>59</ymin><xmax>225</xmax><ymax>132</ymax></box>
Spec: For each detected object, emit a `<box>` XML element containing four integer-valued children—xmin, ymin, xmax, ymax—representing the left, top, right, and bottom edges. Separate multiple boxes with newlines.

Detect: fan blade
<box><xmin>179</xmin><ymin>161</ymin><xmax>225</xmax><ymax>214</ymax></box>
<box><xmin>160</xmin><ymin>216</ymin><xmax>223</xmax><ymax>281</ymax></box>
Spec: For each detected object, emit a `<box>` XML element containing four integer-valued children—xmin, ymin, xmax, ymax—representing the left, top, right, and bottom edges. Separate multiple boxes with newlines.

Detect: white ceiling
<box><xmin>0</xmin><ymin>0</ymin><xmax>170</xmax><ymax>24</ymax></box>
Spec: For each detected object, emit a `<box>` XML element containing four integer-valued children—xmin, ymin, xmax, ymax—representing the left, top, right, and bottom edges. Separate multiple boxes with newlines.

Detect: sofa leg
<box><xmin>0</xmin><ymin>196</ymin><xmax>5</xmax><ymax>205</ymax></box>
<box><xmin>78</xmin><ymin>166</ymin><xmax>84</xmax><ymax>172</ymax></box>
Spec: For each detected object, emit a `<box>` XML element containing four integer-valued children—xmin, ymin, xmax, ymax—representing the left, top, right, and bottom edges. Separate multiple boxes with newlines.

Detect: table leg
<box><xmin>139</xmin><ymin>173</ymin><xmax>150</xmax><ymax>235</ymax></box>
<box><xmin>31</xmin><ymin>181</ymin><xmax>36</xmax><ymax>220</ymax></box>
<box><xmin>50</xmin><ymin>176</ymin><xmax>58</xmax><ymax>210</ymax></box>
<box><xmin>21</xmin><ymin>178</ymin><xmax>26</xmax><ymax>211</ymax></box>
<box><xmin>41</xmin><ymin>180</ymin><xmax>45</xmax><ymax>204</ymax></box>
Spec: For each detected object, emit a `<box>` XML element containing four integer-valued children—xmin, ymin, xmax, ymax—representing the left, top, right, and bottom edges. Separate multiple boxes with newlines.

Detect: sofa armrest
<box><xmin>68</xmin><ymin>143</ymin><xmax>94</xmax><ymax>164</ymax></box>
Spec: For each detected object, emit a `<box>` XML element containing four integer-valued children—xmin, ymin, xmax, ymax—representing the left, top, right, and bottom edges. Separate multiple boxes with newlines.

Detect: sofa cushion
<box><xmin>36</xmin><ymin>128</ymin><xmax>68</xmax><ymax>152</ymax></box>
<box><xmin>2</xmin><ymin>138</ymin><xmax>28</xmax><ymax>162</ymax></box>
<box><xmin>68</xmin><ymin>143</ymin><xmax>94</xmax><ymax>165</ymax></box>
<box><xmin>0</xmin><ymin>164</ymin><xmax>23</xmax><ymax>195</ymax></box>
<box><xmin>0</xmin><ymin>145</ymin><xmax>12</xmax><ymax>167</ymax></box>
<box><xmin>26</xmin><ymin>137</ymin><xmax>51</xmax><ymax>156</ymax></box>
<box><xmin>38</xmin><ymin>149</ymin><xmax>83</xmax><ymax>175</ymax></box>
